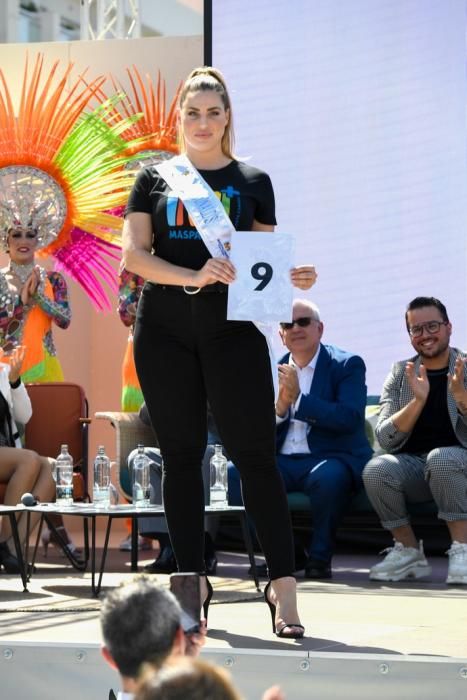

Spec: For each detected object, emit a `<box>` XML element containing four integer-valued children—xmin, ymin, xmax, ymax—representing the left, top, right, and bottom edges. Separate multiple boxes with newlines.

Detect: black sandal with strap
<box><xmin>264</xmin><ymin>580</ymin><xmax>305</xmax><ymax>639</ymax></box>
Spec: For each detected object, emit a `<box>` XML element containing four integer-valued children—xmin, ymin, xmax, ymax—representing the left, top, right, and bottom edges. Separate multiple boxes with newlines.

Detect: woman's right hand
<box><xmin>2</xmin><ymin>345</ymin><xmax>26</xmax><ymax>383</ymax></box>
<box><xmin>191</xmin><ymin>257</ymin><xmax>236</xmax><ymax>288</ymax></box>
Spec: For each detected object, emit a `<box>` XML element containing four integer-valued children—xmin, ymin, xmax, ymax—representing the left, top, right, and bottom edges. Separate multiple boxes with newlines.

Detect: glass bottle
<box><xmin>93</xmin><ymin>445</ymin><xmax>111</xmax><ymax>507</ymax></box>
<box><xmin>55</xmin><ymin>444</ymin><xmax>73</xmax><ymax>506</ymax></box>
<box><xmin>132</xmin><ymin>444</ymin><xmax>151</xmax><ymax>508</ymax></box>
<box><xmin>210</xmin><ymin>445</ymin><xmax>228</xmax><ymax>508</ymax></box>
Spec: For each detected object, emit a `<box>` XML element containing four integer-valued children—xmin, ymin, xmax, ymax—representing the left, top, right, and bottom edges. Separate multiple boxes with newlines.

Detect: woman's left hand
<box><xmin>3</xmin><ymin>345</ymin><xmax>26</xmax><ymax>383</ymax></box>
<box><xmin>290</xmin><ymin>265</ymin><xmax>317</xmax><ymax>290</ymax></box>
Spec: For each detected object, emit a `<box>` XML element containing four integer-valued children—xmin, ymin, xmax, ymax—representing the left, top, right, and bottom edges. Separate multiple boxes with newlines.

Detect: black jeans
<box><xmin>134</xmin><ymin>284</ymin><xmax>294</xmax><ymax>579</ymax></box>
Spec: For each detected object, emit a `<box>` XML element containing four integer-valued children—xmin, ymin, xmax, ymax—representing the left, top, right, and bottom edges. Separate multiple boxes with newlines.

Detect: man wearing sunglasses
<box><xmin>230</xmin><ymin>298</ymin><xmax>372</xmax><ymax>579</ymax></box>
<box><xmin>273</xmin><ymin>299</ymin><xmax>372</xmax><ymax>578</ymax></box>
<box><xmin>363</xmin><ymin>296</ymin><xmax>467</xmax><ymax>584</ymax></box>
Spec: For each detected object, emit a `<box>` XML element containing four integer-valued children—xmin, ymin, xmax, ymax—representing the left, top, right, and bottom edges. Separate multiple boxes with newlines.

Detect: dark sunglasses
<box><xmin>280</xmin><ymin>317</ymin><xmax>316</xmax><ymax>330</ymax></box>
<box><xmin>10</xmin><ymin>230</ymin><xmax>38</xmax><ymax>240</ymax></box>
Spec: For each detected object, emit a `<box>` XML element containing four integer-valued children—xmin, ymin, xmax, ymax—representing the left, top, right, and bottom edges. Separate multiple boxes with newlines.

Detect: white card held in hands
<box><xmin>227</xmin><ymin>230</ymin><xmax>294</xmax><ymax>322</ymax></box>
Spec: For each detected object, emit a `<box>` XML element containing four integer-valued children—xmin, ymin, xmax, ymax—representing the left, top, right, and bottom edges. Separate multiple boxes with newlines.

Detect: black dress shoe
<box><xmin>293</xmin><ymin>552</ymin><xmax>308</xmax><ymax>572</ymax></box>
<box><xmin>304</xmin><ymin>558</ymin><xmax>332</xmax><ymax>579</ymax></box>
<box><xmin>144</xmin><ymin>545</ymin><xmax>177</xmax><ymax>574</ymax></box>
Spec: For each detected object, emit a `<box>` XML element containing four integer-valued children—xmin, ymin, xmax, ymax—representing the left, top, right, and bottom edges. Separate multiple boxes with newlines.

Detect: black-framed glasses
<box><xmin>280</xmin><ymin>317</ymin><xmax>316</xmax><ymax>330</ymax></box>
<box><xmin>408</xmin><ymin>320</ymin><xmax>448</xmax><ymax>338</ymax></box>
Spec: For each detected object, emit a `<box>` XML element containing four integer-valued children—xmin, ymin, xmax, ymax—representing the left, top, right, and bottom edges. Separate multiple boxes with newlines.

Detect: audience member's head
<box><xmin>101</xmin><ymin>576</ymin><xmax>184</xmax><ymax>688</ymax></box>
<box><xmin>135</xmin><ymin>658</ymin><xmax>243</xmax><ymax>700</ymax></box>
<box><xmin>404</xmin><ymin>296</ymin><xmax>452</xmax><ymax>359</ymax></box>
<box><xmin>279</xmin><ymin>298</ymin><xmax>323</xmax><ymax>360</ymax></box>
<box><xmin>405</xmin><ymin>296</ymin><xmax>449</xmax><ymax>329</ymax></box>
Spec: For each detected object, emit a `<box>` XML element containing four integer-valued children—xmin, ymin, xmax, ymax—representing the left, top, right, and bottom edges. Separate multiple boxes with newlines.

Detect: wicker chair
<box><xmin>94</xmin><ymin>411</ymin><xmax>157</xmax><ymax>502</ymax></box>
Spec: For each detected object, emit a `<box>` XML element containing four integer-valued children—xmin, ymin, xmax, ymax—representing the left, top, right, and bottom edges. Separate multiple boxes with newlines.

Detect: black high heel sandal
<box><xmin>202</xmin><ymin>576</ymin><xmax>213</xmax><ymax>624</ymax></box>
<box><xmin>264</xmin><ymin>580</ymin><xmax>305</xmax><ymax>639</ymax></box>
<box><xmin>0</xmin><ymin>541</ymin><xmax>21</xmax><ymax>574</ymax></box>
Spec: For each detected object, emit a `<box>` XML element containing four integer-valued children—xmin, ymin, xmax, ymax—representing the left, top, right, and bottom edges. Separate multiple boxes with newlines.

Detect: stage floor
<box><xmin>0</xmin><ymin>519</ymin><xmax>466</xmax><ymax>658</ymax></box>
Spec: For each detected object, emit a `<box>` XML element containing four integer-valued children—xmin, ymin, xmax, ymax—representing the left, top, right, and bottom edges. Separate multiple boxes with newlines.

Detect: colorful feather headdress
<box><xmin>100</xmin><ymin>65</ymin><xmax>181</xmax><ymax>169</ymax></box>
<box><xmin>0</xmin><ymin>54</ymin><xmax>149</xmax><ymax>310</ymax></box>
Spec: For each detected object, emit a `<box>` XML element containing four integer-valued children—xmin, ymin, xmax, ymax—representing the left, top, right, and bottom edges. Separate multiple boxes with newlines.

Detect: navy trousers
<box><xmin>229</xmin><ymin>453</ymin><xmax>354</xmax><ymax>563</ymax></box>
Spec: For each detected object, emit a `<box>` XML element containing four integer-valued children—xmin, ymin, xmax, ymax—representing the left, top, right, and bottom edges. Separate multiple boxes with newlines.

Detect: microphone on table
<box><xmin>21</xmin><ymin>493</ymin><xmax>39</xmax><ymax>506</ymax></box>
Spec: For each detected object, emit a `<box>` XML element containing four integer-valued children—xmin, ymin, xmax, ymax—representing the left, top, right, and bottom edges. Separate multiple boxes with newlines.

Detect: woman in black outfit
<box><xmin>122</xmin><ymin>67</ymin><xmax>316</xmax><ymax>637</ymax></box>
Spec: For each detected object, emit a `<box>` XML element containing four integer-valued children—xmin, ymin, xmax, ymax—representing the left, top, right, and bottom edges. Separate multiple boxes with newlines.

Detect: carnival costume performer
<box><xmin>0</xmin><ymin>53</ymin><xmax>150</xmax><ymax>332</ymax></box>
<box><xmin>123</xmin><ymin>67</ymin><xmax>317</xmax><ymax>638</ymax></box>
<box><xmin>0</xmin><ymin>54</ymin><xmax>149</xmax><ymax>556</ymax></box>
<box><xmin>0</xmin><ymin>226</ymin><xmax>70</xmax><ymax>382</ymax></box>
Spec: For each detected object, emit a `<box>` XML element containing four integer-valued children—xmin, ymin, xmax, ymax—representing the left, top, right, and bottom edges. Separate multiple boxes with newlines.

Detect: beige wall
<box><xmin>0</xmin><ymin>35</ymin><xmax>203</xmax><ymax>482</ymax></box>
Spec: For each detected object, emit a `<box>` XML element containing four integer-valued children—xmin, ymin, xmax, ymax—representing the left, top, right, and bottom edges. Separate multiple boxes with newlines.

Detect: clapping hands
<box><xmin>20</xmin><ymin>266</ymin><xmax>40</xmax><ymax>306</ymax></box>
<box><xmin>0</xmin><ymin>345</ymin><xmax>26</xmax><ymax>384</ymax></box>
<box><xmin>405</xmin><ymin>361</ymin><xmax>430</xmax><ymax>402</ymax></box>
<box><xmin>448</xmin><ymin>355</ymin><xmax>467</xmax><ymax>413</ymax></box>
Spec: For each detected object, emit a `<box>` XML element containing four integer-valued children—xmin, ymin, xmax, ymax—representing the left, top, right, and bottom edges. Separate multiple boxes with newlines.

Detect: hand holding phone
<box><xmin>169</xmin><ymin>573</ymin><xmax>201</xmax><ymax>635</ymax></box>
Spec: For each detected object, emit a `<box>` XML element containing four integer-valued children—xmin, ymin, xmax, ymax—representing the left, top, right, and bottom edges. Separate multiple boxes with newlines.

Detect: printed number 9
<box><xmin>251</xmin><ymin>262</ymin><xmax>273</xmax><ymax>291</ymax></box>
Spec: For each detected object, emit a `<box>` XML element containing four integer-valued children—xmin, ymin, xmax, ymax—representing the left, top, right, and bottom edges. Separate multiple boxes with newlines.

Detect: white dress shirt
<box><xmin>278</xmin><ymin>347</ymin><xmax>320</xmax><ymax>455</ymax></box>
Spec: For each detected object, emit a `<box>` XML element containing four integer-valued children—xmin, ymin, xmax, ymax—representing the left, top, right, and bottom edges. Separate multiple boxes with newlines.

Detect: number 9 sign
<box><xmin>251</xmin><ymin>262</ymin><xmax>273</xmax><ymax>290</ymax></box>
<box><xmin>227</xmin><ymin>230</ymin><xmax>294</xmax><ymax>322</ymax></box>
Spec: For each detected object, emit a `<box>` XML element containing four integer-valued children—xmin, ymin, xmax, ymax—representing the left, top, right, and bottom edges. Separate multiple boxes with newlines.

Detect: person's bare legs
<box><xmin>37</xmin><ymin>457</ymin><xmax>83</xmax><ymax>555</ymax></box>
<box><xmin>1</xmin><ymin>453</ymin><xmax>54</xmax><ymax>544</ymax></box>
<box><xmin>446</xmin><ymin>520</ymin><xmax>467</xmax><ymax>544</ymax></box>
<box><xmin>10</xmin><ymin>456</ymin><xmax>55</xmax><ymax>547</ymax></box>
<box><xmin>390</xmin><ymin>521</ymin><xmax>467</xmax><ymax>548</ymax></box>
<box><xmin>390</xmin><ymin>524</ymin><xmax>418</xmax><ymax>548</ymax></box>
<box><xmin>0</xmin><ymin>447</ymin><xmax>43</xmax><ymax>543</ymax></box>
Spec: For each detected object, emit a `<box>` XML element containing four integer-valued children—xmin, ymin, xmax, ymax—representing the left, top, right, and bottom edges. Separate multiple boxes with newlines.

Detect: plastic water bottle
<box><xmin>93</xmin><ymin>445</ymin><xmax>111</xmax><ymax>507</ymax></box>
<box><xmin>55</xmin><ymin>444</ymin><xmax>73</xmax><ymax>506</ymax></box>
<box><xmin>210</xmin><ymin>445</ymin><xmax>228</xmax><ymax>508</ymax></box>
<box><xmin>132</xmin><ymin>444</ymin><xmax>151</xmax><ymax>508</ymax></box>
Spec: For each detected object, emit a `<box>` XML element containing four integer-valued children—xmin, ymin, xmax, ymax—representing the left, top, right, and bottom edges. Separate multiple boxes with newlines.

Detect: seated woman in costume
<box><xmin>0</xmin><ymin>345</ymin><xmax>55</xmax><ymax>572</ymax></box>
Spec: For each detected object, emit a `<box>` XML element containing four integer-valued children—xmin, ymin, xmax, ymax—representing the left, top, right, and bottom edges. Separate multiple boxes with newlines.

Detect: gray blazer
<box><xmin>375</xmin><ymin>347</ymin><xmax>467</xmax><ymax>453</ymax></box>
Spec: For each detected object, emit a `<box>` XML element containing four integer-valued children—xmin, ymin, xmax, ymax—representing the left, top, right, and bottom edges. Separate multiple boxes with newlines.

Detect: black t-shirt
<box><xmin>402</xmin><ymin>367</ymin><xmax>460</xmax><ymax>454</ymax></box>
<box><xmin>125</xmin><ymin>160</ymin><xmax>276</xmax><ymax>271</ymax></box>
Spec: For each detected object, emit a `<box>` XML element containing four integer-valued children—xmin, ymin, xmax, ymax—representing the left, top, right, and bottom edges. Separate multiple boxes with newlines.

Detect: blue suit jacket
<box><xmin>276</xmin><ymin>344</ymin><xmax>373</xmax><ymax>486</ymax></box>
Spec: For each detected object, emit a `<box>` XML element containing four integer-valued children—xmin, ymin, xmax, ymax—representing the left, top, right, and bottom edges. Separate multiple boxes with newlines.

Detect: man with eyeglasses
<box><xmin>363</xmin><ymin>296</ymin><xmax>467</xmax><ymax>584</ymax></box>
<box><xmin>229</xmin><ymin>298</ymin><xmax>372</xmax><ymax>578</ymax></box>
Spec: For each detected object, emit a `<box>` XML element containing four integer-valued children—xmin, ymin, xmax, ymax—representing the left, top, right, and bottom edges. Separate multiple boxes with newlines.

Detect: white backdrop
<box><xmin>213</xmin><ymin>0</ymin><xmax>467</xmax><ymax>393</ymax></box>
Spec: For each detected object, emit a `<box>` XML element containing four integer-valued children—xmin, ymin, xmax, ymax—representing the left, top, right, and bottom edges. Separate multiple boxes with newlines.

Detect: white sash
<box><xmin>155</xmin><ymin>154</ymin><xmax>278</xmax><ymax>400</ymax></box>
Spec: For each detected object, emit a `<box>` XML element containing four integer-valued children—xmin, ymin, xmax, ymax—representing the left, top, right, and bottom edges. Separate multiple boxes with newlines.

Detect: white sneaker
<box><xmin>119</xmin><ymin>535</ymin><xmax>153</xmax><ymax>552</ymax></box>
<box><xmin>369</xmin><ymin>540</ymin><xmax>432</xmax><ymax>581</ymax></box>
<box><xmin>119</xmin><ymin>535</ymin><xmax>134</xmax><ymax>551</ymax></box>
<box><xmin>446</xmin><ymin>541</ymin><xmax>467</xmax><ymax>584</ymax></box>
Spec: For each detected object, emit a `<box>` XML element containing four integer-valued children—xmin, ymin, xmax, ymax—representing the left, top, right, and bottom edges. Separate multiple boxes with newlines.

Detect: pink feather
<box><xmin>53</xmin><ymin>228</ymin><xmax>120</xmax><ymax>311</ymax></box>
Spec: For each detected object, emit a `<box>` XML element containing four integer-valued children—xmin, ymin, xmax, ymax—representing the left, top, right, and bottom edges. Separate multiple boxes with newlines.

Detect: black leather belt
<box><xmin>154</xmin><ymin>282</ymin><xmax>227</xmax><ymax>294</ymax></box>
